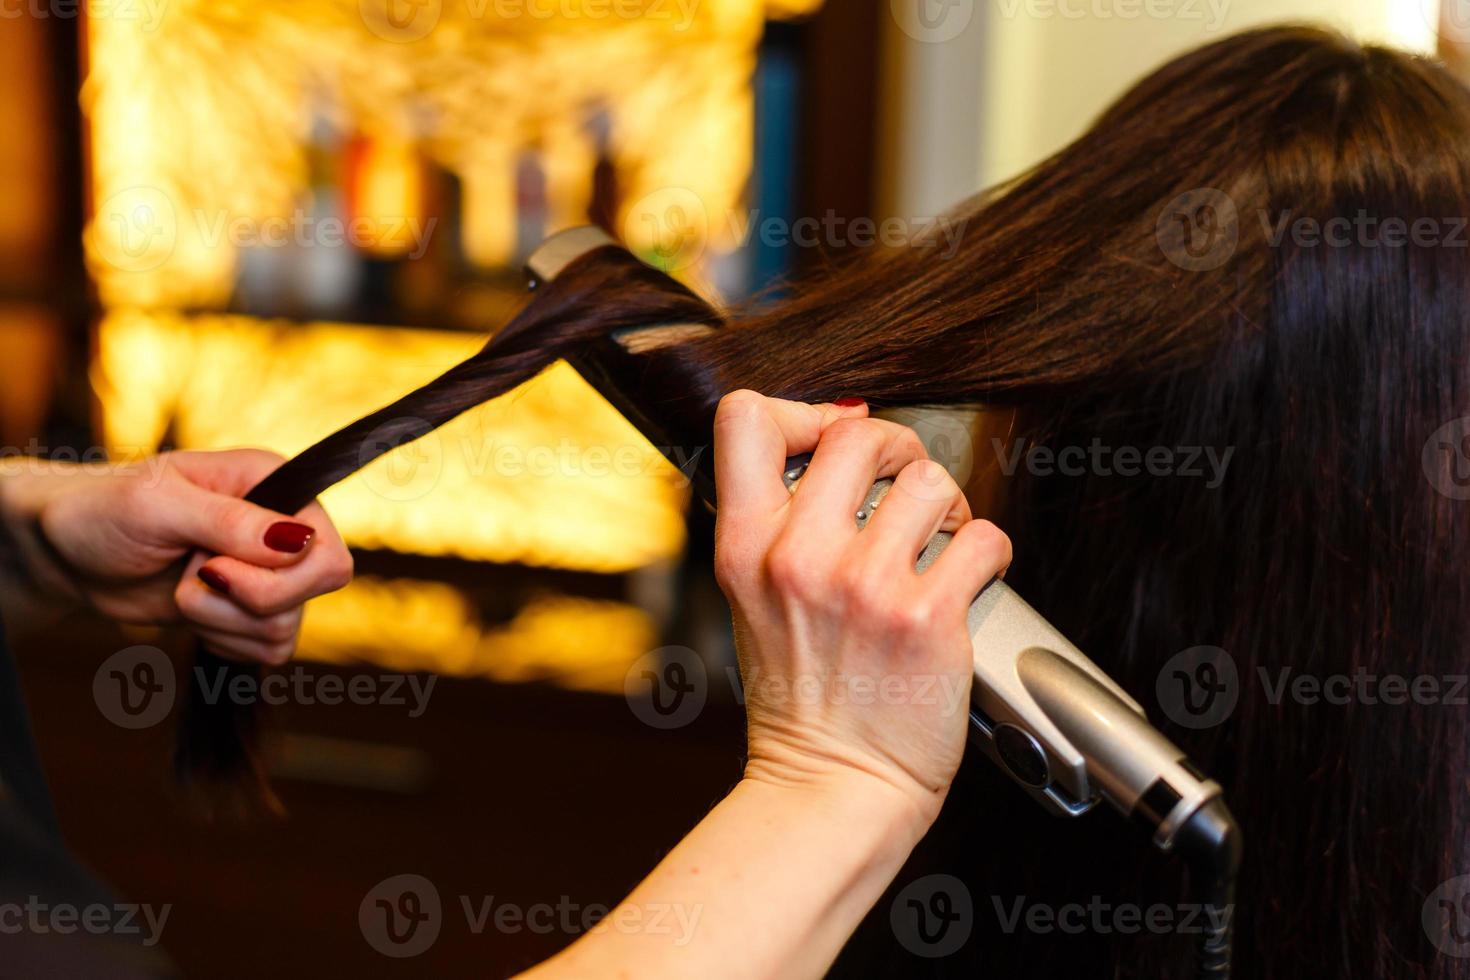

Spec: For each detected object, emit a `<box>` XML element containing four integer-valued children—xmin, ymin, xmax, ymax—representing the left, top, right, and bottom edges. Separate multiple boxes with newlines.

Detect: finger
<box><xmin>160</xmin><ymin>448</ymin><xmax>324</xmax><ymax>567</ymax></box>
<box><xmin>786</xmin><ymin>418</ymin><xmax>929</xmax><ymax>538</ymax></box>
<box><xmin>925</xmin><ymin>519</ymin><xmax>1013</xmax><ymax>610</ymax></box>
<box><xmin>860</xmin><ymin>459</ymin><xmax>971</xmax><ymax>567</ymax></box>
<box><xmin>165</xmin><ymin>448</ymin><xmax>286</xmax><ymax>498</ymax></box>
<box><xmin>193</xmin><ymin>625</ymin><xmax>297</xmax><ymax>666</ymax></box>
<box><xmin>157</xmin><ymin>478</ymin><xmax>322</xmax><ymax>570</ymax></box>
<box><xmin>194</xmin><ymin>521</ymin><xmax>352</xmax><ymax>617</ymax></box>
<box><xmin>713</xmin><ymin>391</ymin><xmax>867</xmax><ymax>521</ymax></box>
<box><xmin>175</xmin><ymin>560</ymin><xmax>303</xmax><ymax>644</ymax></box>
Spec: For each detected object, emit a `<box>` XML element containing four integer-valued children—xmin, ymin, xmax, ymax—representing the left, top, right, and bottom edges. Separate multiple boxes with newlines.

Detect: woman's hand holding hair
<box><xmin>524</xmin><ymin>392</ymin><xmax>1010</xmax><ymax>980</ymax></box>
<box><xmin>0</xmin><ymin>449</ymin><xmax>352</xmax><ymax>665</ymax></box>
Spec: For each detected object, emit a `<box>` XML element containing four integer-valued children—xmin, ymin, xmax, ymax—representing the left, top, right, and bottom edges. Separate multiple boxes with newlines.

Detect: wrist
<box><xmin>0</xmin><ymin>461</ymin><xmax>83</xmax><ymax>599</ymax></box>
<box><xmin>738</xmin><ymin>763</ymin><xmax>940</xmax><ymax>851</ymax></box>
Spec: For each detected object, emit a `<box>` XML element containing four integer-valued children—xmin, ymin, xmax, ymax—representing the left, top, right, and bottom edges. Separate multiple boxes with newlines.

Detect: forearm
<box><xmin>522</xmin><ymin>774</ymin><xmax>932</xmax><ymax>980</ymax></box>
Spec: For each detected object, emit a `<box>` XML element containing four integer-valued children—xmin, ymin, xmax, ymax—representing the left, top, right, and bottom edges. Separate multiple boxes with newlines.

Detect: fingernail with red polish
<box><xmin>264</xmin><ymin>521</ymin><xmax>315</xmax><ymax>553</ymax></box>
<box><xmin>198</xmin><ymin>567</ymin><xmax>231</xmax><ymax>594</ymax></box>
<box><xmin>835</xmin><ymin>397</ymin><xmax>865</xmax><ymax>408</ymax></box>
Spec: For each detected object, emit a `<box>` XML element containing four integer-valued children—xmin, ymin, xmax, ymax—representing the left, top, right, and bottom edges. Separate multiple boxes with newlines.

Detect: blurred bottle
<box><xmin>585</xmin><ymin>107</ymin><xmax>619</xmax><ymax>234</ymax></box>
<box><xmin>514</xmin><ymin>146</ymin><xmax>548</xmax><ymax>267</ymax></box>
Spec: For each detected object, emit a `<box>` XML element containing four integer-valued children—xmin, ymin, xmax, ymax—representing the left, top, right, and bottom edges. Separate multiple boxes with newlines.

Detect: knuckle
<box><xmin>217</xmin><ymin>502</ymin><xmax>257</xmax><ymax>545</ymax></box>
<box><xmin>764</xmin><ymin>538</ymin><xmax>827</xmax><ymax>602</ymax></box>
<box><xmin>713</xmin><ymin>525</ymin><xmax>766</xmax><ymax>600</ymax></box>
<box><xmin>963</xmin><ymin>519</ymin><xmax>1012</xmax><ymax>560</ymax></box>
<box><xmin>824</xmin><ymin>416</ymin><xmax>883</xmax><ymax>449</ymax></box>
<box><xmin>322</xmin><ymin>550</ymin><xmax>354</xmax><ymax>592</ymax></box>
<box><xmin>260</xmin><ymin>641</ymin><xmax>295</xmax><ymax>667</ymax></box>
<box><xmin>244</xmin><ymin>447</ymin><xmax>287</xmax><ymax>468</ymax></box>
<box><xmin>879</xmin><ymin>598</ymin><xmax>932</xmax><ymax>635</ymax></box>
<box><xmin>263</xmin><ymin>613</ymin><xmax>299</xmax><ymax>644</ymax></box>
<box><xmin>173</xmin><ymin>577</ymin><xmax>200</xmax><ymax>615</ymax></box>
<box><xmin>835</xmin><ymin>560</ymin><xmax>885</xmax><ymax>609</ymax></box>
<box><xmin>714</xmin><ymin>389</ymin><xmax>763</xmax><ymax>427</ymax></box>
<box><xmin>712</xmin><ymin>545</ymin><xmax>745</xmax><ymax>594</ymax></box>
<box><xmin>895</xmin><ymin>458</ymin><xmax>957</xmax><ymax>500</ymax></box>
<box><xmin>233</xmin><ymin>585</ymin><xmax>279</xmax><ymax>617</ymax></box>
<box><xmin>117</xmin><ymin>476</ymin><xmax>155</xmax><ymax>517</ymax></box>
<box><xmin>892</xmin><ymin>425</ymin><xmax>929</xmax><ymax>462</ymax></box>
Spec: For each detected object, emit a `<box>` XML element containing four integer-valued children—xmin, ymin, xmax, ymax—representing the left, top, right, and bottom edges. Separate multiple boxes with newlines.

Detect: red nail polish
<box><xmin>264</xmin><ymin>521</ymin><xmax>315</xmax><ymax>553</ymax></box>
<box><xmin>835</xmin><ymin>397</ymin><xmax>865</xmax><ymax>408</ymax></box>
<box><xmin>198</xmin><ymin>567</ymin><xmax>230</xmax><ymax>594</ymax></box>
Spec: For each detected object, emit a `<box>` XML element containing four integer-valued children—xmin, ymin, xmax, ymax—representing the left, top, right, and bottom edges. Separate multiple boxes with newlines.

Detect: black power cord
<box><xmin>1173</xmin><ymin>798</ymin><xmax>1243</xmax><ymax>978</ymax></box>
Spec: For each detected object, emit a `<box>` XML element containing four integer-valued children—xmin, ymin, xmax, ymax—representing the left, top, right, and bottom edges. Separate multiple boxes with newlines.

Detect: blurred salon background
<box><xmin>0</xmin><ymin>0</ymin><xmax>1458</xmax><ymax>974</ymax></box>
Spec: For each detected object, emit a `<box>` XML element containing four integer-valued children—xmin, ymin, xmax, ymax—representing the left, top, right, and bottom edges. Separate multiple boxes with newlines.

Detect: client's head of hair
<box><xmin>696</xmin><ymin>25</ymin><xmax>1467</xmax><ymax>980</ymax></box>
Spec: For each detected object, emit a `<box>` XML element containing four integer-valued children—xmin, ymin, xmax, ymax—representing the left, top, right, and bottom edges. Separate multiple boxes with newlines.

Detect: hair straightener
<box><xmin>527</xmin><ymin>226</ymin><xmax>1242</xmax><ymax>978</ymax></box>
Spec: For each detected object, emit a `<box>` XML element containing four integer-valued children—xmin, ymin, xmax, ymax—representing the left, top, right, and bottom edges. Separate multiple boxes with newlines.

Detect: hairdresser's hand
<box><xmin>0</xmin><ymin>449</ymin><xmax>352</xmax><ymax>664</ymax></box>
<box><xmin>713</xmin><ymin>391</ymin><xmax>1010</xmax><ymax>827</ymax></box>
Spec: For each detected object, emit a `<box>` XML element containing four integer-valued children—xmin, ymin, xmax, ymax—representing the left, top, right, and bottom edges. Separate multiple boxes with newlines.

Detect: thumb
<box><xmin>168</xmin><ymin>481</ymin><xmax>318</xmax><ymax>568</ymax></box>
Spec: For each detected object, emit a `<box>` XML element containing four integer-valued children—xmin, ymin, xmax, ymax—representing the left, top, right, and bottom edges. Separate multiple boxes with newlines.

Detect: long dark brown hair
<box><xmin>185</xmin><ymin>25</ymin><xmax>1470</xmax><ymax>977</ymax></box>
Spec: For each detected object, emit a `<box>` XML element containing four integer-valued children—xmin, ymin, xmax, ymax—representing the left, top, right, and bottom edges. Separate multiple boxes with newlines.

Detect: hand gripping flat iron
<box><xmin>527</xmin><ymin>227</ymin><xmax>1240</xmax><ymax>977</ymax></box>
